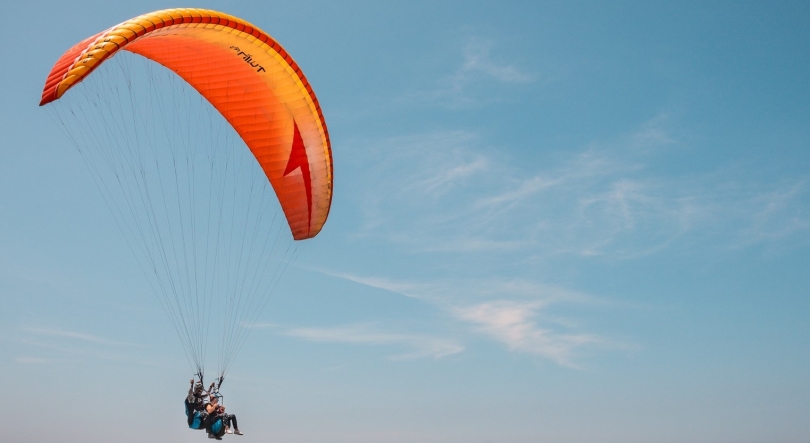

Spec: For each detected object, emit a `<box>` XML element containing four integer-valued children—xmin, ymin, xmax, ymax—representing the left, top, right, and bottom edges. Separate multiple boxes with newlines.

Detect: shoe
<box><xmin>208</xmin><ymin>434</ymin><xmax>215</xmax><ymax>439</ymax></box>
<box><xmin>226</xmin><ymin>428</ymin><xmax>233</xmax><ymax>434</ymax></box>
<box><xmin>215</xmin><ymin>437</ymin><xmax>223</xmax><ymax>441</ymax></box>
<box><xmin>234</xmin><ymin>429</ymin><xmax>243</xmax><ymax>435</ymax></box>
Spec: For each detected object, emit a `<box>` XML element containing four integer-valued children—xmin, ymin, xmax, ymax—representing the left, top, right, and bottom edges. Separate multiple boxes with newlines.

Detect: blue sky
<box><xmin>1</xmin><ymin>1</ymin><xmax>809</xmax><ymax>442</ymax></box>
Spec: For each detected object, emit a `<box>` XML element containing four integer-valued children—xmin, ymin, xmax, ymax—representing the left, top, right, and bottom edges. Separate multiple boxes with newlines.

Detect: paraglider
<box><xmin>39</xmin><ymin>8</ymin><xmax>333</xmax><ymax>435</ymax></box>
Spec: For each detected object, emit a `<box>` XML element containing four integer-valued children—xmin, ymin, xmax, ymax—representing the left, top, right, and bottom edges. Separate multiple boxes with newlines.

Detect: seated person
<box><xmin>206</xmin><ymin>403</ymin><xmax>243</xmax><ymax>438</ymax></box>
<box><xmin>205</xmin><ymin>403</ymin><xmax>227</xmax><ymax>440</ymax></box>
<box><xmin>219</xmin><ymin>404</ymin><xmax>243</xmax><ymax>435</ymax></box>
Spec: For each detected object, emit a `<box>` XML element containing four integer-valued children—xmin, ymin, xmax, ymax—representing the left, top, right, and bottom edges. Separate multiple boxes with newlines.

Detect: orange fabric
<box><xmin>39</xmin><ymin>8</ymin><xmax>332</xmax><ymax>240</ymax></box>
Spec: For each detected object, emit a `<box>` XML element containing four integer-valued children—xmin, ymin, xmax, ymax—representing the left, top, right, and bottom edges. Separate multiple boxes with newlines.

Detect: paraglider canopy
<box><xmin>40</xmin><ymin>7</ymin><xmax>333</xmax><ymax>240</ymax></box>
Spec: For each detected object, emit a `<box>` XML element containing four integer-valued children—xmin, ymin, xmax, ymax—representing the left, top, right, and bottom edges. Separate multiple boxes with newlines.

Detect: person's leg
<box><xmin>230</xmin><ymin>414</ymin><xmax>242</xmax><ymax>435</ymax></box>
<box><xmin>224</xmin><ymin>415</ymin><xmax>232</xmax><ymax>434</ymax></box>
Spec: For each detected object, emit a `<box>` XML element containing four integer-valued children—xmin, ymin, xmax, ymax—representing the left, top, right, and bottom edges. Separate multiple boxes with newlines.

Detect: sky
<box><xmin>1</xmin><ymin>1</ymin><xmax>810</xmax><ymax>442</ymax></box>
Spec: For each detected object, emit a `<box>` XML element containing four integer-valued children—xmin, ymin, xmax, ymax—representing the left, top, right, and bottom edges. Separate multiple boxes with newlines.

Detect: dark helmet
<box><xmin>194</xmin><ymin>382</ymin><xmax>204</xmax><ymax>392</ymax></box>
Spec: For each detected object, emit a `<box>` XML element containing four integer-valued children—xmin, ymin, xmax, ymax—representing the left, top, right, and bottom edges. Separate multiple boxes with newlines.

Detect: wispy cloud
<box><xmin>475</xmin><ymin>175</ymin><xmax>560</xmax><ymax>208</ymax></box>
<box><xmin>728</xmin><ymin>180</ymin><xmax>810</xmax><ymax>248</ymax></box>
<box><xmin>350</xmin><ymin>115</ymin><xmax>810</xmax><ymax>257</ymax></box>
<box><xmin>454</xmin><ymin>301</ymin><xmax>602</xmax><ymax>368</ymax></box>
<box><xmin>318</xmin><ymin>273</ymin><xmax>618</xmax><ymax>368</ymax></box>
<box><xmin>11</xmin><ymin>327</ymin><xmax>155</xmax><ymax>367</ymax></box>
<box><xmin>286</xmin><ymin>323</ymin><xmax>464</xmax><ymax>360</ymax></box>
<box><xmin>24</xmin><ymin>327</ymin><xmax>144</xmax><ymax>347</ymax></box>
<box><xmin>410</xmin><ymin>157</ymin><xmax>489</xmax><ymax>195</ymax></box>
<box><xmin>412</xmin><ymin>37</ymin><xmax>533</xmax><ymax>108</ymax></box>
<box><xmin>241</xmin><ymin>322</ymin><xmax>281</xmax><ymax>329</ymax></box>
<box><xmin>337</xmin><ymin>110</ymin><xmax>809</xmax><ymax>368</ymax></box>
<box><xmin>327</xmin><ymin>271</ymin><xmax>602</xmax><ymax>306</ymax></box>
<box><xmin>458</xmin><ymin>38</ymin><xmax>533</xmax><ymax>83</ymax></box>
<box><xmin>321</xmin><ymin>272</ymin><xmax>426</xmax><ymax>300</ymax></box>
<box><xmin>17</xmin><ymin>336</ymin><xmax>168</xmax><ymax>368</ymax></box>
<box><xmin>14</xmin><ymin>356</ymin><xmax>54</xmax><ymax>364</ymax></box>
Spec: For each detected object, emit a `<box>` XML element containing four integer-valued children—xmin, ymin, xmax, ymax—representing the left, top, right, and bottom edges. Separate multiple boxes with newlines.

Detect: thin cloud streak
<box><xmin>323</xmin><ymin>271</ymin><xmax>603</xmax><ymax>305</ymax></box>
<box><xmin>14</xmin><ymin>357</ymin><xmax>54</xmax><ymax>364</ymax></box>
<box><xmin>286</xmin><ymin>323</ymin><xmax>464</xmax><ymax>360</ymax></box>
<box><xmin>410</xmin><ymin>37</ymin><xmax>533</xmax><ymax>108</ymax></box>
<box><xmin>475</xmin><ymin>175</ymin><xmax>561</xmax><ymax>208</ymax></box>
<box><xmin>412</xmin><ymin>157</ymin><xmax>489</xmax><ymax>194</ymax></box>
<box><xmin>16</xmin><ymin>337</ymin><xmax>168</xmax><ymax>368</ymax></box>
<box><xmin>321</xmin><ymin>271</ymin><xmax>426</xmax><ymax>300</ymax></box>
<box><xmin>321</xmin><ymin>272</ymin><xmax>618</xmax><ymax>367</ymax></box>
<box><xmin>458</xmin><ymin>38</ymin><xmax>533</xmax><ymax>83</ymax></box>
<box><xmin>24</xmin><ymin>327</ymin><xmax>145</xmax><ymax>347</ymax></box>
<box><xmin>454</xmin><ymin>301</ymin><xmax>602</xmax><ymax>368</ymax></box>
<box><xmin>729</xmin><ymin>180</ymin><xmax>810</xmax><ymax>248</ymax></box>
<box><xmin>241</xmin><ymin>322</ymin><xmax>281</xmax><ymax>329</ymax></box>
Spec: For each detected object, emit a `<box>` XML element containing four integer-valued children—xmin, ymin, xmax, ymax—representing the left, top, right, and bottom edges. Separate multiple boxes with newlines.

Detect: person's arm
<box><xmin>187</xmin><ymin>379</ymin><xmax>196</xmax><ymax>403</ymax></box>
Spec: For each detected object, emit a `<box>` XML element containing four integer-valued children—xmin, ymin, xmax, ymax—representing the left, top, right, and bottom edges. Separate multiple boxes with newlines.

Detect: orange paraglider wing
<box><xmin>40</xmin><ymin>8</ymin><xmax>332</xmax><ymax>240</ymax></box>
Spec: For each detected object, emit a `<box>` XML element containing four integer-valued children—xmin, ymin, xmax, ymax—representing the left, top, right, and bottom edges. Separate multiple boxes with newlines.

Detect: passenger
<box><xmin>205</xmin><ymin>403</ymin><xmax>227</xmax><ymax>440</ymax></box>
